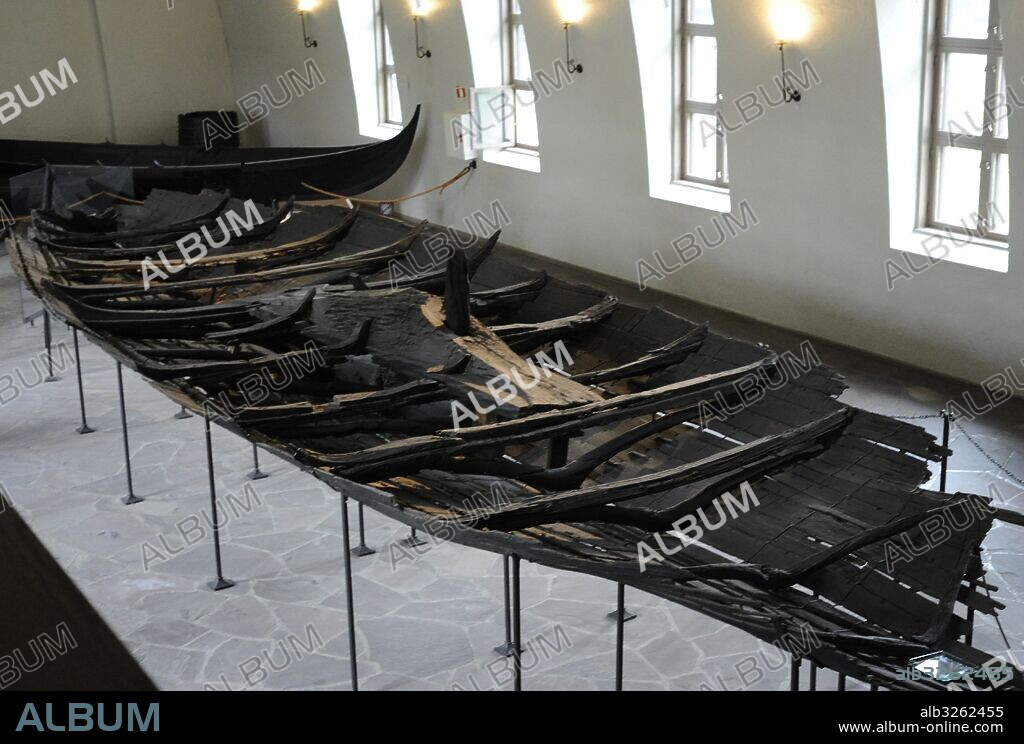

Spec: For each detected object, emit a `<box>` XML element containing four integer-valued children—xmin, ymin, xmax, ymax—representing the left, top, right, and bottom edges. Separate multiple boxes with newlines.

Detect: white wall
<box><xmin>93</xmin><ymin>0</ymin><xmax>237</xmax><ymax>144</ymax></box>
<box><xmin>0</xmin><ymin>0</ymin><xmax>235</xmax><ymax>144</ymax></box>
<box><xmin>217</xmin><ymin>0</ymin><xmax>358</xmax><ymax>147</ymax></box>
<box><xmin>0</xmin><ymin>0</ymin><xmax>113</xmax><ymax>141</ymax></box>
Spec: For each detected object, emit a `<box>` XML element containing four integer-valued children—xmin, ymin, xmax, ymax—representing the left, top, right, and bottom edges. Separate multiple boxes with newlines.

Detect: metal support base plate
<box><xmin>606</xmin><ymin>608</ymin><xmax>638</xmax><ymax>623</ymax></box>
<box><xmin>209</xmin><ymin>577</ymin><xmax>236</xmax><ymax>592</ymax></box>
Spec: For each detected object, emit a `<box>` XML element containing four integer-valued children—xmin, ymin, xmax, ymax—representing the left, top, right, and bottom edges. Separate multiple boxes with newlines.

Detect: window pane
<box><xmin>514</xmin><ymin>25</ymin><xmax>532</xmax><ymax>81</ymax></box>
<box><xmin>940</xmin><ymin>53</ymin><xmax>988</xmax><ymax>137</ymax></box>
<box><xmin>384</xmin><ymin>26</ymin><xmax>394</xmax><ymax>66</ymax></box>
<box><xmin>515</xmin><ymin>88</ymin><xmax>539</xmax><ymax>148</ymax></box>
<box><xmin>995</xmin><ymin>59</ymin><xmax>1009</xmax><ymax>139</ymax></box>
<box><xmin>471</xmin><ymin>88</ymin><xmax>513</xmax><ymax>148</ymax></box>
<box><xmin>689</xmin><ymin>0</ymin><xmax>715</xmax><ymax>25</ymax></box>
<box><xmin>387</xmin><ymin>73</ymin><xmax>402</xmax><ymax>122</ymax></box>
<box><xmin>687</xmin><ymin>35</ymin><xmax>718</xmax><ymax>104</ymax></box>
<box><xmin>944</xmin><ymin>0</ymin><xmax>990</xmax><ymax>39</ymax></box>
<box><xmin>992</xmin><ymin>153</ymin><xmax>1009</xmax><ymax>234</ymax></box>
<box><xmin>721</xmin><ymin>136</ymin><xmax>729</xmax><ymax>184</ymax></box>
<box><xmin>935</xmin><ymin>146</ymin><xmax>982</xmax><ymax>226</ymax></box>
<box><xmin>686</xmin><ymin>113</ymin><xmax>718</xmax><ymax>180</ymax></box>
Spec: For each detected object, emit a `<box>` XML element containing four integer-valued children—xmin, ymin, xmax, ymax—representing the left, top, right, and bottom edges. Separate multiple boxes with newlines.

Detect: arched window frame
<box><xmin>629</xmin><ymin>0</ymin><xmax>730</xmax><ymax>212</ymax></box>
<box><xmin>501</xmin><ymin>0</ymin><xmax>540</xmax><ymax>152</ymax></box>
<box><xmin>674</xmin><ymin>0</ymin><xmax>728</xmax><ymax>188</ymax></box>
<box><xmin>921</xmin><ymin>0</ymin><xmax>1008</xmax><ymax>243</ymax></box>
<box><xmin>339</xmin><ymin>0</ymin><xmax>404</xmax><ymax>140</ymax></box>
<box><xmin>376</xmin><ymin>0</ymin><xmax>403</xmax><ymax>127</ymax></box>
<box><xmin>460</xmin><ymin>0</ymin><xmax>542</xmax><ymax>172</ymax></box>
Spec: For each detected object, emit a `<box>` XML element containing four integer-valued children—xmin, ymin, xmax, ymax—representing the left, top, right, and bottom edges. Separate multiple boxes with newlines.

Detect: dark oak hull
<box><xmin>9</xmin><ymin>193</ymin><xmax>1021</xmax><ymax>692</ymax></box>
<box><xmin>1</xmin><ymin>106</ymin><xmax>420</xmax><ymax>208</ymax></box>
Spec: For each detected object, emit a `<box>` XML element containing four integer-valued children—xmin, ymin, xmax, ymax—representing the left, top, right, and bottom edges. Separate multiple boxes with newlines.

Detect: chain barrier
<box><xmin>953</xmin><ymin>419</ymin><xmax>1024</xmax><ymax>489</ymax></box>
<box><xmin>861</xmin><ymin>408</ymin><xmax>1024</xmax><ymax>487</ymax></box>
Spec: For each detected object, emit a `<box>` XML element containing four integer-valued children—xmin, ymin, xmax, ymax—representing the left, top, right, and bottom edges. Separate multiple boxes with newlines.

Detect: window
<box><xmin>339</xmin><ymin>0</ymin><xmax>403</xmax><ymax>140</ymax></box>
<box><xmin>676</xmin><ymin>0</ymin><xmax>727</xmax><ymax>188</ymax></box>
<box><xmin>628</xmin><ymin>0</ymin><xmax>730</xmax><ymax>211</ymax></box>
<box><xmin>924</xmin><ymin>0</ymin><xmax>1008</xmax><ymax>241</ymax></box>
<box><xmin>502</xmin><ymin>0</ymin><xmax>539</xmax><ymax>151</ymax></box>
<box><xmin>459</xmin><ymin>0</ymin><xmax>541</xmax><ymax>172</ymax></box>
<box><xmin>376</xmin><ymin>0</ymin><xmax>402</xmax><ymax>126</ymax></box>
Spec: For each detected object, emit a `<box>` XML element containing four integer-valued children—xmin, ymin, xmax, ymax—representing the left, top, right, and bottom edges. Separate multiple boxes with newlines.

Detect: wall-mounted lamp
<box><xmin>558</xmin><ymin>0</ymin><xmax>587</xmax><ymax>74</ymax></box>
<box><xmin>412</xmin><ymin>0</ymin><xmax>433</xmax><ymax>59</ymax></box>
<box><xmin>776</xmin><ymin>42</ymin><xmax>800</xmax><ymax>102</ymax></box>
<box><xmin>770</xmin><ymin>0</ymin><xmax>811</xmax><ymax>103</ymax></box>
<box><xmin>297</xmin><ymin>0</ymin><xmax>319</xmax><ymax>49</ymax></box>
<box><xmin>561</xmin><ymin>23</ymin><xmax>583</xmax><ymax>74</ymax></box>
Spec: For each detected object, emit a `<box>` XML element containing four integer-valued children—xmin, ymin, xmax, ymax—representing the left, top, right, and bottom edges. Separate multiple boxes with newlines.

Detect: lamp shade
<box><xmin>770</xmin><ymin>0</ymin><xmax>811</xmax><ymax>43</ymax></box>
<box><xmin>557</xmin><ymin>0</ymin><xmax>587</xmax><ymax>24</ymax></box>
<box><xmin>411</xmin><ymin>0</ymin><xmax>435</xmax><ymax>18</ymax></box>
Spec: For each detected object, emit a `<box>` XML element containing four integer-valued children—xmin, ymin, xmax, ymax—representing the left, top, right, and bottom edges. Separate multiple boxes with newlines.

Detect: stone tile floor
<box><xmin>1</xmin><ymin>250</ymin><xmax>1022</xmax><ymax>691</ymax></box>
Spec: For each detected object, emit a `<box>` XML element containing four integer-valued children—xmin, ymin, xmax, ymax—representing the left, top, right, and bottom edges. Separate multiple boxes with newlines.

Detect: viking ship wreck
<box><xmin>9</xmin><ymin>188</ymin><xmax>1023</xmax><ymax>691</ymax></box>
<box><xmin>0</xmin><ymin>106</ymin><xmax>420</xmax><ymax>209</ymax></box>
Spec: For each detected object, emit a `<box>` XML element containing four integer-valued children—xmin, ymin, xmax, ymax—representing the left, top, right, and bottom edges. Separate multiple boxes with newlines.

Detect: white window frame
<box><xmin>459</xmin><ymin>0</ymin><xmax>541</xmax><ymax>172</ymax></box>
<box><xmin>375</xmin><ymin>0</ymin><xmax>402</xmax><ymax>128</ymax></box>
<box><xmin>674</xmin><ymin>0</ymin><xmax>728</xmax><ymax>189</ymax></box>
<box><xmin>628</xmin><ymin>0</ymin><xmax>729</xmax><ymax>211</ymax></box>
<box><xmin>501</xmin><ymin>0</ymin><xmax>539</xmax><ymax>154</ymax></box>
<box><xmin>922</xmin><ymin>0</ymin><xmax>1007</xmax><ymax>242</ymax></box>
<box><xmin>469</xmin><ymin>86</ymin><xmax>515</xmax><ymax>151</ymax></box>
<box><xmin>339</xmin><ymin>0</ymin><xmax>401</xmax><ymax>141</ymax></box>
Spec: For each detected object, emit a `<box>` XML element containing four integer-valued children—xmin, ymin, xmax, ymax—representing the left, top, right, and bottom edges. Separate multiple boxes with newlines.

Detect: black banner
<box><xmin>0</xmin><ymin>692</ymin><xmax>1017</xmax><ymax>738</ymax></box>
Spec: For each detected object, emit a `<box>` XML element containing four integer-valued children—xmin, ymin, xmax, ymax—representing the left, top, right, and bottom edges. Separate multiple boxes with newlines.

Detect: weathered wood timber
<box><xmin>10</xmin><ymin>190</ymin><xmax>1022</xmax><ymax>692</ymax></box>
